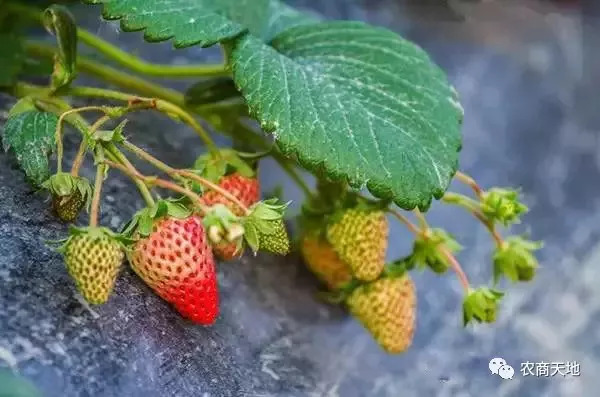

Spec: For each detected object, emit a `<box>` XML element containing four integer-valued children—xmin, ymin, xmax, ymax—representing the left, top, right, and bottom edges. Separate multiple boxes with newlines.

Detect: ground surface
<box><xmin>0</xmin><ymin>1</ymin><xmax>598</xmax><ymax>396</ymax></box>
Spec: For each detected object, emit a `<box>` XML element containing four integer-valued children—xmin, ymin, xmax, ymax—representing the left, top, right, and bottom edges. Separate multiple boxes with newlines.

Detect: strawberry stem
<box><xmin>388</xmin><ymin>207</ymin><xmax>470</xmax><ymax>292</ymax></box>
<box><xmin>454</xmin><ymin>171</ymin><xmax>484</xmax><ymax>198</ymax></box>
<box><xmin>104</xmin><ymin>144</ymin><xmax>156</xmax><ymax>207</ymax></box>
<box><xmin>103</xmin><ymin>160</ymin><xmax>211</xmax><ymax>214</ymax></box>
<box><xmin>90</xmin><ymin>150</ymin><xmax>107</xmax><ymax>227</ymax></box>
<box><xmin>70</xmin><ymin>139</ymin><xmax>87</xmax><ymax>177</ymax></box>
<box><xmin>54</xmin><ymin>106</ymin><xmax>106</xmax><ymax>173</ymax></box>
<box><xmin>442</xmin><ymin>192</ymin><xmax>504</xmax><ymax>247</ymax></box>
<box><xmin>121</xmin><ymin>141</ymin><xmax>250</xmax><ymax>215</ymax></box>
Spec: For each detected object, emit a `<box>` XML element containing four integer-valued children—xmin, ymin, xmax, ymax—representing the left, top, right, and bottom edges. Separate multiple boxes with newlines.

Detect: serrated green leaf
<box><xmin>43</xmin><ymin>5</ymin><xmax>78</xmax><ymax>90</ymax></box>
<box><xmin>0</xmin><ymin>33</ymin><xmax>25</xmax><ymax>87</ymax></box>
<box><xmin>2</xmin><ymin>110</ymin><xmax>58</xmax><ymax>185</ymax></box>
<box><xmin>82</xmin><ymin>0</ymin><xmax>318</xmax><ymax>47</ymax></box>
<box><xmin>230</xmin><ymin>21</ymin><xmax>462</xmax><ymax>210</ymax></box>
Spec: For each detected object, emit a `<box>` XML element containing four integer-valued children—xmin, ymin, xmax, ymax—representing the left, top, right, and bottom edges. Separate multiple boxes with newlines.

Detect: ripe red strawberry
<box><xmin>61</xmin><ymin>227</ymin><xmax>124</xmax><ymax>304</ymax></box>
<box><xmin>129</xmin><ymin>215</ymin><xmax>219</xmax><ymax>325</ymax></box>
<box><xmin>326</xmin><ymin>207</ymin><xmax>388</xmax><ymax>281</ymax></box>
<box><xmin>199</xmin><ymin>173</ymin><xmax>260</xmax><ymax>216</ymax></box>
<box><xmin>346</xmin><ymin>276</ymin><xmax>416</xmax><ymax>354</ymax></box>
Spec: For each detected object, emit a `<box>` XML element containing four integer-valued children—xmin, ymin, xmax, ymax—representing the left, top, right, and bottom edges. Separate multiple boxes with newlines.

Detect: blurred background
<box><xmin>1</xmin><ymin>0</ymin><xmax>598</xmax><ymax>396</ymax></box>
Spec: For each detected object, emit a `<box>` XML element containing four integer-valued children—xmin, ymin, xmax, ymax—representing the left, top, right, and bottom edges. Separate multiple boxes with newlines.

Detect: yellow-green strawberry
<box><xmin>42</xmin><ymin>173</ymin><xmax>92</xmax><ymax>222</ymax></box>
<box><xmin>258</xmin><ymin>219</ymin><xmax>290</xmax><ymax>255</ymax></box>
<box><xmin>326</xmin><ymin>207</ymin><xmax>388</xmax><ymax>281</ymax></box>
<box><xmin>60</xmin><ymin>227</ymin><xmax>124</xmax><ymax>304</ymax></box>
<box><xmin>242</xmin><ymin>199</ymin><xmax>290</xmax><ymax>255</ymax></box>
<box><xmin>300</xmin><ymin>235</ymin><xmax>352</xmax><ymax>290</ymax></box>
<box><xmin>346</xmin><ymin>276</ymin><xmax>416</xmax><ymax>354</ymax></box>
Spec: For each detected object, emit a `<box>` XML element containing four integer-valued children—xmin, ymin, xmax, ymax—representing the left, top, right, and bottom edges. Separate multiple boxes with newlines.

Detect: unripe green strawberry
<box><xmin>43</xmin><ymin>173</ymin><xmax>92</xmax><ymax>222</ymax></box>
<box><xmin>346</xmin><ymin>276</ymin><xmax>416</xmax><ymax>354</ymax></box>
<box><xmin>326</xmin><ymin>208</ymin><xmax>388</xmax><ymax>281</ymax></box>
<box><xmin>62</xmin><ymin>227</ymin><xmax>124</xmax><ymax>304</ymax></box>
<box><xmin>129</xmin><ymin>215</ymin><xmax>219</xmax><ymax>325</ymax></box>
<box><xmin>52</xmin><ymin>188</ymin><xmax>84</xmax><ymax>222</ymax></box>
<box><xmin>300</xmin><ymin>235</ymin><xmax>352</xmax><ymax>290</ymax></box>
<box><xmin>258</xmin><ymin>219</ymin><xmax>290</xmax><ymax>255</ymax></box>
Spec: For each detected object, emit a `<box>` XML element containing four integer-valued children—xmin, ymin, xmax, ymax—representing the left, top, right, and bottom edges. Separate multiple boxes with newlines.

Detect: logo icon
<box><xmin>489</xmin><ymin>357</ymin><xmax>514</xmax><ymax>380</ymax></box>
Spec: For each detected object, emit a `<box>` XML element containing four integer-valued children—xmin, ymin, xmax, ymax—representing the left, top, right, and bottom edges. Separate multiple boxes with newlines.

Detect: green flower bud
<box><xmin>411</xmin><ymin>229</ymin><xmax>461</xmax><ymax>274</ymax></box>
<box><xmin>481</xmin><ymin>188</ymin><xmax>528</xmax><ymax>226</ymax></box>
<box><xmin>463</xmin><ymin>287</ymin><xmax>504</xmax><ymax>326</ymax></box>
<box><xmin>493</xmin><ymin>236</ymin><xmax>542</xmax><ymax>283</ymax></box>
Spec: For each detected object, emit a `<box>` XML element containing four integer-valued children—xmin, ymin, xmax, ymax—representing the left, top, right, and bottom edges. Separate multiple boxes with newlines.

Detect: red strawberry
<box><xmin>129</xmin><ymin>215</ymin><xmax>218</xmax><ymax>324</ymax></box>
<box><xmin>199</xmin><ymin>173</ymin><xmax>260</xmax><ymax>216</ymax></box>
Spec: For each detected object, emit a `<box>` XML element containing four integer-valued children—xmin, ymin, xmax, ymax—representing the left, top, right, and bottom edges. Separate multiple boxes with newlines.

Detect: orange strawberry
<box><xmin>300</xmin><ymin>235</ymin><xmax>352</xmax><ymax>290</ymax></box>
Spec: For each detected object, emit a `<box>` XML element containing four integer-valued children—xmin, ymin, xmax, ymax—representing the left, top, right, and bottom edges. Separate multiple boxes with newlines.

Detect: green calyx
<box><xmin>42</xmin><ymin>172</ymin><xmax>92</xmax><ymax>200</ymax></box>
<box><xmin>463</xmin><ymin>287</ymin><xmax>504</xmax><ymax>326</ymax></box>
<box><xmin>243</xmin><ymin>198</ymin><xmax>290</xmax><ymax>253</ymax></box>
<box><xmin>52</xmin><ymin>225</ymin><xmax>131</xmax><ymax>253</ymax></box>
<box><xmin>193</xmin><ymin>148</ymin><xmax>255</xmax><ymax>186</ymax></box>
<box><xmin>410</xmin><ymin>228</ymin><xmax>462</xmax><ymax>274</ymax></box>
<box><xmin>493</xmin><ymin>236</ymin><xmax>542</xmax><ymax>283</ymax></box>
<box><xmin>42</xmin><ymin>172</ymin><xmax>93</xmax><ymax>221</ymax></box>
<box><xmin>121</xmin><ymin>198</ymin><xmax>192</xmax><ymax>239</ymax></box>
<box><xmin>481</xmin><ymin>188</ymin><xmax>528</xmax><ymax>226</ymax></box>
<box><xmin>203</xmin><ymin>203</ymin><xmax>243</xmax><ymax>246</ymax></box>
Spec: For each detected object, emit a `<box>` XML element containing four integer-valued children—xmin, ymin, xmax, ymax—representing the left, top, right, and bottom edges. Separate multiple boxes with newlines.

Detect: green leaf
<box><xmin>82</xmin><ymin>0</ymin><xmax>318</xmax><ymax>46</ymax></box>
<box><xmin>2</xmin><ymin>110</ymin><xmax>58</xmax><ymax>185</ymax></box>
<box><xmin>0</xmin><ymin>33</ymin><xmax>25</xmax><ymax>87</ymax></box>
<box><xmin>43</xmin><ymin>5</ymin><xmax>78</xmax><ymax>90</ymax></box>
<box><xmin>229</xmin><ymin>22</ymin><xmax>463</xmax><ymax>210</ymax></box>
<box><xmin>8</xmin><ymin>97</ymin><xmax>37</xmax><ymax>117</ymax></box>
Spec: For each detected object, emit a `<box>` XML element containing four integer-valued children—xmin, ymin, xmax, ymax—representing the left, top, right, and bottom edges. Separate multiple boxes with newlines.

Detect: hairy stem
<box><xmin>24</xmin><ymin>42</ymin><xmax>185</xmax><ymax>106</ymax></box>
<box><xmin>104</xmin><ymin>145</ymin><xmax>155</xmax><ymax>207</ymax></box>
<box><xmin>90</xmin><ymin>158</ymin><xmax>106</xmax><ymax>227</ymax></box>
<box><xmin>54</xmin><ymin>106</ymin><xmax>105</xmax><ymax>173</ymax></box>
<box><xmin>455</xmin><ymin>171</ymin><xmax>484</xmax><ymax>198</ymax></box>
<box><xmin>442</xmin><ymin>192</ymin><xmax>504</xmax><ymax>247</ymax></box>
<box><xmin>389</xmin><ymin>207</ymin><xmax>470</xmax><ymax>292</ymax></box>
<box><xmin>103</xmin><ymin>160</ymin><xmax>210</xmax><ymax>214</ymax></box>
<box><xmin>77</xmin><ymin>28</ymin><xmax>228</xmax><ymax>78</ymax></box>
<box><xmin>57</xmin><ymin>85</ymin><xmax>217</xmax><ymax>153</ymax></box>
<box><xmin>121</xmin><ymin>141</ymin><xmax>250</xmax><ymax>215</ymax></box>
<box><xmin>70</xmin><ymin>140</ymin><xmax>87</xmax><ymax>176</ymax></box>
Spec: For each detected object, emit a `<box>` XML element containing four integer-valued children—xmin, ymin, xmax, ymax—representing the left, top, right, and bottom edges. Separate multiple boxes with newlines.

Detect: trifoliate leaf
<box><xmin>82</xmin><ymin>0</ymin><xmax>318</xmax><ymax>46</ymax></box>
<box><xmin>0</xmin><ymin>33</ymin><xmax>25</xmax><ymax>87</ymax></box>
<box><xmin>230</xmin><ymin>22</ymin><xmax>462</xmax><ymax>210</ymax></box>
<box><xmin>2</xmin><ymin>110</ymin><xmax>58</xmax><ymax>185</ymax></box>
<box><xmin>43</xmin><ymin>5</ymin><xmax>78</xmax><ymax>90</ymax></box>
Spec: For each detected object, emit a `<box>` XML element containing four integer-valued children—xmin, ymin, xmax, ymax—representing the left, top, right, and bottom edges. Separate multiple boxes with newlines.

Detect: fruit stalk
<box><xmin>454</xmin><ymin>171</ymin><xmax>483</xmax><ymax>198</ymax></box>
<box><xmin>89</xmin><ymin>161</ymin><xmax>106</xmax><ymax>227</ymax></box>
<box><xmin>103</xmin><ymin>160</ymin><xmax>210</xmax><ymax>214</ymax></box>
<box><xmin>121</xmin><ymin>141</ymin><xmax>250</xmax><ymax>215</ymax></box>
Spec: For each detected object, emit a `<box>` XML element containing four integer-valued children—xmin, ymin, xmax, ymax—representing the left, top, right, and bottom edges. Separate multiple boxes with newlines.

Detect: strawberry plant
<box><xmin>0</xmin><ymin>1</ymin><xmax>542</xmax><ymax>353</ymax></box>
